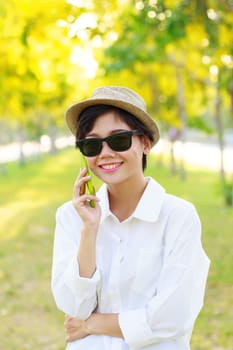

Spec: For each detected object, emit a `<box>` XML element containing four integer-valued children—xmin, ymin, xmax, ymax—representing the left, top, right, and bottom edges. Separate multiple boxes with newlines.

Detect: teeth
<box><xmin>102</xmin><ymin>163</ymin><xmax>119</xmax><ymax>170</ymax></box>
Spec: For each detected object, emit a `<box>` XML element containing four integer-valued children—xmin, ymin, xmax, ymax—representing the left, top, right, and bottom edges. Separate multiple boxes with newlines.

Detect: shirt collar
<box><xmin>98</xmin><ymin>177</ymin><xmax>165</xmax><ymax>223</ymax></box>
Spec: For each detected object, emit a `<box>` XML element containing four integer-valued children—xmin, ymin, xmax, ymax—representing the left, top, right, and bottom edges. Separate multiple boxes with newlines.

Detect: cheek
<box><xmin>86</xmin><ymin>158</ymin><xmax>96</xmax><ymax>172</ymax></box>
<box><xmin>131</xmin><ymin>139</ymin><xmax>146</xmax><ymax>157</ymax></box>
<box><xmin>128</xmin><ymin>145</ymin><xmax>144</xmax><ymax>166</ymax></box>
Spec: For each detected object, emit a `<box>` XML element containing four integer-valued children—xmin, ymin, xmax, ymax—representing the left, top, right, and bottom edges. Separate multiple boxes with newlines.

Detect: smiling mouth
<box><xmin>99</xmin><ymin>162</ymin><xmax>122</xmax><ymax>171</ymax></box>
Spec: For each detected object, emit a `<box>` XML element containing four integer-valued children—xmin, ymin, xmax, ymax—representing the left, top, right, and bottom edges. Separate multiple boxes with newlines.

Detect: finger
<box><xmin>66</xmin><ymin>333</ymin><xmax>77</xmax><ymax>342</ymax></box>
<box><xmin>65</xmin><ymin>314</ymin><xmax>73</xmax><ymax>321</ymax></box>
<box><xmin>65</xmin><ymin>325</ymin><xmax>77</xmax><ymax>332</ymax></box>
<box><xmin>66</xmin><ymin>333</ymin><xmax>79</xmax><ymax>342</ymax></box>
<box><xmin>79</xmin><ymin>167</ymin><xmax>89</xmax><ymax>179</ymax></box>
<box><xmin>64</xmin><ymin>315</ymin><xmax>75</xmax><ymax>329</ymax></box>
<box><xmin>79</xmin><ymin>182</ymin><xmax>86</xmax><ymax>196</ymax></box>
<box><xmin>74</xmin><ymin>168</ymin><xmax>89</xmax><ymax>186</ymax></box>
<box><xmin>73</xmin><ymin>194</ymin><xmax>100</xmax><ymax>209</ymax></box>
<box><xmin>85</xmin><ymin>194</ymin><xmax>100</xmax><ymax>206</ymax></box>
<box><xmin>73</xmin><ymin>175</ymin><xmax>91</xmax><ymax>197</ymax></box>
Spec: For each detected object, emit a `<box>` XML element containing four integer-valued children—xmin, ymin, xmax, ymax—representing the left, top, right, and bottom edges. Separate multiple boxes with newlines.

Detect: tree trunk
<box><xmin>168</xmin><ymin>127</ymin><xmax>179</xmax><ymax>175</ymax></box>
<box><xmin>146</xmin><ymin>72</ymin><xmax>164</xmax><ymax>167</ymax></box>
<box><xmin>214</xmin><ymin>78</ymin><xmax>233</xmax><ymax>206</ymax></box>
<box><xmin>49</xmin><ymin>125</ymin><xmax>57</xmax><ymax>154</ymax></box>
<box><xmin>170</xmin><ymin>141</ymin><xmax>177</xmax><ymax>174</ymax></box>
<box><xmin>227</xmin><ymin>77</ymin><xmax>233</xmax><ymax>206</ymax></box>
<box><xmin>175</xmin><ymin>66</ymin><xmax>187</xmax><ymax>180</ymax></box>
<box><xmin>215</xmin><ymin>82</ymin><xmax>225</xmax><ymax>181</ymax></box>
<box><xmin>17</xmin><ymin>127</ymin><xmax>25</xmax><ymax>166</ymax></box>
<box><xmin>230</xmin><ymin>78</ymin><xmax>233</xmax><ymax>129</ymax></box>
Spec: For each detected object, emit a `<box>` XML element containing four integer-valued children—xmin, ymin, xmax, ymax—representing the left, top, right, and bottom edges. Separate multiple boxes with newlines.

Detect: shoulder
<box><xmin>148</xmin><ymin>177</ymin><xmax>199</xmax><ymax>221</ymax></box>
<box><xmin>160</xmin><ymin>191</ymin><xmax>201</xmax><ymax>233</ymax></box>
<box><xmin>163</xmin><ymin>193</ymin><xmax>197</xmax><ymax>216</ymax></box>
<box><xmin>161</xmin><ymin>193</ymin><xmax>202</xmax><ymax>246</ymax></box>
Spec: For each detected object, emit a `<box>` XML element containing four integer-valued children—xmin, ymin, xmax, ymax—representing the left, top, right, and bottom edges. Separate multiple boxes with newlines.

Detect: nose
<box><xmin>99</xmin><ymin>140</ymin><xmax>114</xmax><ymax>155</ymax></box>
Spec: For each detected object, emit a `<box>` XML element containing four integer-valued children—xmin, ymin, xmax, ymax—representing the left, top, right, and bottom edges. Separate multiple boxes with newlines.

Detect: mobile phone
<box><xmin>80</xmin><ymin>153</ymin><xmax>96</xmax><ymax>208</ymax></box>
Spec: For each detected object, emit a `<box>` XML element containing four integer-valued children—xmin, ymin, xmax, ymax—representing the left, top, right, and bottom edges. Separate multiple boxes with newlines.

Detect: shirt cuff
<box><xmin>64</xmin><ymin>256</ymin><xmax>100</xmax><ymax>299</ymax></box>
<box><xmin>119</xmin><ymin>308</ymin><xmax>153</xmax><ymax>349</ymax></box>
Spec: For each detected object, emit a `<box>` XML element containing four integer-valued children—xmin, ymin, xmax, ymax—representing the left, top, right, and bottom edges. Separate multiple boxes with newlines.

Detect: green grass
<box><xmin>0</xmin><ymin>148</ymin><xmax>232</xmax><ymax>349</ymax></box>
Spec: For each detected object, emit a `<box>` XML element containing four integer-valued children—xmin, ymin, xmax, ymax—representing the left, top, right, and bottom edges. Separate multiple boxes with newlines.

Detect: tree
<box><xmin>0</xmin><ymin>0</ymin><xmax>76</xmax><ymax>163</ymax></box>
<box><xmin>73</xmin><ymin>0</ymin><xmax>233</xmax><ymax>203</ymax></box>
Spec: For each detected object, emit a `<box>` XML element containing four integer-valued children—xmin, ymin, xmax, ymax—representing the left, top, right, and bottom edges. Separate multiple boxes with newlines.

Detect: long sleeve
<box><xmin>118</xmin><ymin>205</ymin><xmax>210</xmax><ymax>349</ymax></box>
<box><xmin>51</xmin><ymin>202</ymin><xmax>100</xmax><ymax>319</ymax></box>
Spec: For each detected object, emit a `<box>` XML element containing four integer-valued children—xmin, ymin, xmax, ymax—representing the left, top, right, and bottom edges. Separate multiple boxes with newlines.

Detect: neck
<box><xmin>107</xmin><ymin>176</ymin><xmax>148</xmax><ymax>222</ymax></box>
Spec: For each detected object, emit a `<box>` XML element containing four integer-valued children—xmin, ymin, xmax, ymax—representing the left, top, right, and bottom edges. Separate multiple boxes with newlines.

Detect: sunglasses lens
<box><xmin>77</xmin><ymin>130</ymin><xmax>140</xmax><ymax>156</ymax></box>
<box><xmin>109</xmin><ymin>133</ymin><xmax>131</xmax><ymax>151</ymax></box>
<box><xmin>79</xmin><ymin>139</ymin><xmax>101</xmax><ymax>156</ymax></box>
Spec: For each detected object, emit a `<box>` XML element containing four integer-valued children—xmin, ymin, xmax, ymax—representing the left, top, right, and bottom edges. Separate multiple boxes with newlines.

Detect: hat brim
<box><xmin>65</xmin><ymin>98</ymin><xmax>160</xmax><ymax>146</ymax></box>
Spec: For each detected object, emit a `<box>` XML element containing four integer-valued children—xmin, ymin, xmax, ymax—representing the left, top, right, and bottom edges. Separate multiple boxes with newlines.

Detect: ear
<box><xmin>142</xmin><ymin>136</ymin><xmax>151</xmax><ymax>155</ymax></box>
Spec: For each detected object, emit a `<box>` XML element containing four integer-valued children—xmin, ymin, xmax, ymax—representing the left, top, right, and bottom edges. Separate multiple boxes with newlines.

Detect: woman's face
<box><xmin>85</xmin><ymin>110</ymin><xmax>151</xmax><ymax>187</ymax></box>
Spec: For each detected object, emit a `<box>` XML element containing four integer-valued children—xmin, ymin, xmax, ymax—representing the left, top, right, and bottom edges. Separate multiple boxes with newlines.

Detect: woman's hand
<box><xmin>64</xmin><ymin>313</ymin><xmax>123</xmax><ymax>342</ymax></box>
<box><xmin>72</xmin><ymin>168</ymin><xmax>101</xmax><ymax>227</ymax></box>
<box><xmin>64</xmin><ymin>315</ymin><xmax>89</xmax><ymax>342</ymax></box>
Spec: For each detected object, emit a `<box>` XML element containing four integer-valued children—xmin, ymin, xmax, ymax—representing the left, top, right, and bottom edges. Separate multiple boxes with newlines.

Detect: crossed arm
<box><xmin>64</xmin><ymin>220</ymin><xmax>124</xmax><ymax>342</ymax></box>
<box><xmin>64</xmin><ymin>312</ymin><xmax>123</xmax><ymax>342</ymax></box>
<box><xmin>65</xmin><ymin>174</ymin><xmax>124</xmax><ymax>342</ymax></box>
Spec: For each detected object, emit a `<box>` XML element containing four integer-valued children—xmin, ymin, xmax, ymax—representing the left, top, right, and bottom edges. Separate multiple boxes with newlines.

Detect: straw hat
<box><xmin>65</xmin><ymin>86</ymin><xmax>160</xmax><ymax>146</ymax></box>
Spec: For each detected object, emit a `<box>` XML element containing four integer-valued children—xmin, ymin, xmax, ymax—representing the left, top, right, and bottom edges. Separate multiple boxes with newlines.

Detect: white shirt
<box><xmin>51</xmin><ymin>177</ymin><xmax>210</xmax><ymax>350</ymax></box>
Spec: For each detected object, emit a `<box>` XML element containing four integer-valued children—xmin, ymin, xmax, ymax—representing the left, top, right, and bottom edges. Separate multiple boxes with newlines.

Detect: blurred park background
<box><xmin>0</xmin><ymin>0</ymin><xmax>233</xmax><ymax>349</ymax></box>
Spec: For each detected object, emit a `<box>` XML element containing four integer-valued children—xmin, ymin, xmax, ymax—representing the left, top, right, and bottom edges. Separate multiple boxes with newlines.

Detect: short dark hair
<box><xmin>76</xmin><ymin>105</ymin><xmax>153</xmax><ymax>171</ymax></box>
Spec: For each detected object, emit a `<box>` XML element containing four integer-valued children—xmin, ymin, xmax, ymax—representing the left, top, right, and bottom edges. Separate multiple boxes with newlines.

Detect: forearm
<box><xmin>86</xmin><ymin>313</ymin><xmax>123</xmax><ymax>338</ymax></box>
<box><xmin>65</xmin><ymin>313</ymin><xmax>124</xmax><ymax>342</ymax></box>
<box><xmin>77</xmin><ymin>226</ymin><xmax>97</xmax><ymax>278</ymax></box>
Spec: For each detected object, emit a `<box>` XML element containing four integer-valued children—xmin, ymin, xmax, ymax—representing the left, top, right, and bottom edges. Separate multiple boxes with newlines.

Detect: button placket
<box><xmin>119</xmin><ymin>238</ymin><xmax>125</xmax><ymax>263</ymax></box>
<box><xmin>118</xmin><ymin>223</ymin><xmax>130</xmax><ymax>264</ymax></box>
<box><xmin>108</xmin><ymin>236</ymin><xmax>122</xmax><ymax>311</ymax></box>
<box><xmin>108</xmin><ymin>222</ymin><xmax>130</xmax><ymax>312</ymax></box>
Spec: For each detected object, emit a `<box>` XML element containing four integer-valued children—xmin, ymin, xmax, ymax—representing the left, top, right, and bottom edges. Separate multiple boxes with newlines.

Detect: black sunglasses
<box><xmin>76</xmin><ymin>130</ymin><xmax>143</xmax><ymax>157</ymax></box>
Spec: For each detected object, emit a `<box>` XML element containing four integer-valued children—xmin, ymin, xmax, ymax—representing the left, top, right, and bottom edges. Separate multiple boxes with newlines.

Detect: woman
<box><xmin>51</xmin><ymin>86</ymin><xmax>210</xmax><ymax>350</ymax></box>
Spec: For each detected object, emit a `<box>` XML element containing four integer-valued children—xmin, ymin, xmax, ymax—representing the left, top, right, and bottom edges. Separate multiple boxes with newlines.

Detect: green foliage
<box><xmin>0</xmin><ymin>0</ymin><xmax>75</xmax><ymax>137</ymax></box>
<box><xmin>188</xmin><ymin>115</ymin><xmax>214</xmax><ymax>134</ymax></box>
<box><xmin>0</xmin><ymin>149</ymin><xmax>232</xmax><ymax>349</ymax></box>
<box><xmin>0</xmin><ymin>0</ymin><xmax>232</xmax><ymax>203</ymax></box>
<box><xmin>1</xmin><ymin>0</ymin><xmax>233</xmax><ymax>142</ymax></box>
<box><xmin>100</xmin><ymin>0</ymin><xmax>233</xmax><ymax>135</ymax></box>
